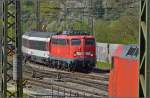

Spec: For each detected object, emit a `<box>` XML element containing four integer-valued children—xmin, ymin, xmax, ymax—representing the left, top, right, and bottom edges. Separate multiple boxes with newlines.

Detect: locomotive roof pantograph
<box><xmin>61</xmin><ymin>30</ymin><xmax>91</xmax><ymax>36</ymax></box>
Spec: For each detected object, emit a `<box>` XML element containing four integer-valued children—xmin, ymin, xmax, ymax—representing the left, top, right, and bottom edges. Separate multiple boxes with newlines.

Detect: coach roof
<box><xmin>23</xmin><ymin>31</ymin><xmax>55</xmax><ymax>38</ymax></box>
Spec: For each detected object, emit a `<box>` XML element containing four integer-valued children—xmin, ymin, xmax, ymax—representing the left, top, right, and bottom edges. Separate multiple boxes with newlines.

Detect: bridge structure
<box><xmin>0</xmin><ymin>0</ymin><xmax>150</xmax><ymax>98</ymax></box>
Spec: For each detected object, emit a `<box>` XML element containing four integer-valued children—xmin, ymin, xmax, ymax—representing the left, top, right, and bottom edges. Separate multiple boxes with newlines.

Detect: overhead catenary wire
<box><xmin>21</xmin><ymin>0</ymin><xmax>139</xmax><ymax>32</ymax></box>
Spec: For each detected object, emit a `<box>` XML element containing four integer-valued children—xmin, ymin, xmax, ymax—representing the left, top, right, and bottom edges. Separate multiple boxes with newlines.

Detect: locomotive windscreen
<box><xmin>85</xmin><ymin>39</ymin><xmax>95</xmax><ymax>45</ymax></box>
<box><xmin>71</xmin><ymin>39</ymin><xmax>81</xmax><ymax>45</ymax></box>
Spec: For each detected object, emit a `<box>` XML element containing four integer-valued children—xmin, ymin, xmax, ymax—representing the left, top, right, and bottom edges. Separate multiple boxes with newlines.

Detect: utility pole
<box><xmin>88</xmin><ymin>0</ymin><xmax>94</xmax><ymax>34</ymax></box>
<box><xmin>16</xmin><ymin>0</ymin><xmax>23</xmax><ymax>97</ymax></box>
<box><xmin>1</xmin><ymin>0</ymin><xmax>23</xmax><ymax>97</ymax></box>
<box><xmin>36</xmin><ymin>0</ymin><xmax>41</xmax><ymax>31</ymax></box>
<box><xmin>139</xmin><ymin>0</ymin><xmax>150</xmax><ymax>97</ymax></box>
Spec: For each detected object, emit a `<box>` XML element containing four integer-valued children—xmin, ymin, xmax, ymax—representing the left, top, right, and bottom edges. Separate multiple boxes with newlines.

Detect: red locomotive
<box><xmin>22</xmin><ymin>30</ymin><xmax>96</xmax><ymax>71</ymax></box>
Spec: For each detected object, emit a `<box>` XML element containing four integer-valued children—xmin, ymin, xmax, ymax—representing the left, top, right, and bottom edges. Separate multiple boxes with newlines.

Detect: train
<box><xmin>22</xmin><ymin>31</ymin><xmax>96</xmax><ymax>71</ymax></box>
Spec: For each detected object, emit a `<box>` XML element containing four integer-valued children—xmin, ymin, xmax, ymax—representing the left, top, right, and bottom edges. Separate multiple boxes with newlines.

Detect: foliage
<box><xmin>0</xmin><ymin>0</ymin><xmax>139</xmax><ymax>44</ymax></box>
<box><xmin>94</xmin><ymin>15</ymin><xmax>138</xmax><ymax>44</ymax></box>
<box><xmin>23</xmin><ymin>0</ymin><xmax>34</xmax><ymax>6</ymax></box>
<box><xmin>97</xmin><ymin>61</ymin><xmax>111</xmax><ymax>69</ymax></box>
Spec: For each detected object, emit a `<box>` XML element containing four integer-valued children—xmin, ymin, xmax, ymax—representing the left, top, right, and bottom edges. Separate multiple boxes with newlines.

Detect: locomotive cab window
<box><xmin>58</xmin><ymin>39</ymin><xmax>66</xmax><ymax>45</ymax></box>
<box><xmin>51</xmin><ymin>38</ymin><xmax>57</xmax><ymax>44</ymax></box>
<box><xmin>51</xmin><ymin>38</ymin><xmax>66</xmax><ymax>46</ymax></box>
<box><xmin>85</xmin><ymin>39</ymin><xmax>95</xmax><ymax>45</ymax></box>
<box><xmin>71</xmin><ymin>39</ymin><xmax>81</xmax><ymax>46</ymax></box>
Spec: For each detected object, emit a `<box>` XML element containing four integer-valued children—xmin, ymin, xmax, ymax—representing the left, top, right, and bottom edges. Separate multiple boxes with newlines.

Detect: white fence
<box><xmin>96</xmin><ymin>43</ymin><xmax>121</xmax><ymax>63</ymax></box>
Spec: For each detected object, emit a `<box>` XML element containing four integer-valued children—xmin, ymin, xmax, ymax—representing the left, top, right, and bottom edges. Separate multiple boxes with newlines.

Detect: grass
<box><xmin>7</xmin><ymin>92</ymin><xmax>28</xmax><ymax>98</ymax></box>
<box><xmin>97</xmin><ymin>61</ymin><xmax>111</xmax><ymax>70</ymax></box>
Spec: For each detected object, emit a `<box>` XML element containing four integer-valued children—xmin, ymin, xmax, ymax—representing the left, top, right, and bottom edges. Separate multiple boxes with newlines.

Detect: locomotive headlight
<box><xmin>74</xmin><ymin>52</ymin><xmax>77</xmax><ymax>56</ymax></box>
<box><xmin>74</xmin><ymin>52</ymin><xmax>84</xmax><ymax>56</ymax></box>
<box><xmin>74</xmin><ymin>52</ymin><xmax>94</xmax><ymax>56</ymax></box>
<box><xmin>85</xmin><ymin>52</ymin><xmax>94</xmax><ymax>56</ymax></box>
<box><xmin>74</xmin><ymin>52</ymin><xmax>81</xmax><ymax>56</ymax></box>
<box><xmin>90</xmin><ymin>52</ymin><xmax>95</xmax><ymax>56</ymax></box>
<box><xmin>90</xmin><ymin>53</ymin><xmax>94</xmax><ymax>56</ymax></box>
<box><xmin>85</xmin><ymin>52</ymin><xmax>91</xmax><ymax>55</ymax></box>
<box><xmin>76</xmin><ymin>52</ymin><xmax>83</xmax><ymax>56</ymax></box>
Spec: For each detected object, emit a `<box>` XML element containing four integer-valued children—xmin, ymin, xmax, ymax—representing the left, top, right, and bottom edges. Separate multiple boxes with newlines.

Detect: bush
<box><xmin>94</xmin><ymin>16</ymin><xmax>138</xmax><ymax>44</ymax></box>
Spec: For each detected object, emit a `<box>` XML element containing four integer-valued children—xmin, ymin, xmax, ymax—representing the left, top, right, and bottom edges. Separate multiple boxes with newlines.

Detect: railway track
<box><xmin>25</xmin><ymin>77</ymin><xmax>108</xmax><ymax>97</ymax></box>
<box><xmin>25</xmin><ymin>62</ymin><xmax>108</xmax><ymax>87</ymax></box>
<box><xmin>23</xmin><ymin>61</ymin><xmax>109</xmax><ymax>97</ymax></box>
<box><xmin>26</xmin><ymin>62</ymin><xmax>109</xmax><ymax>81</ymax></box>
<box><xmin>24</xmin><ymin>69</ymin><xmax>108</xmax><ymax>91</ymax></box>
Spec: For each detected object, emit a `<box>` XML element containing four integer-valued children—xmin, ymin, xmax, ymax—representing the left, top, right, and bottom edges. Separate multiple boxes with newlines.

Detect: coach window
<box><xmin>71</xmin><ymin>39</ymin><xmax>81</xmax><ymax>46</ymax></box>
<box><xmin>38</xmin><ymin>41</ymin><xmax>46</xmax><ymax>50</ymax></box>
<box><xmin>30</xmin><ymin>40</ymin><xmax>46</xmax><ymax>51</ymax></box>
<box><xmin>22</xmin><ymin>38</ymin><xmax>28</xmax><ymax>47</ymax></box>
<box><xmin>30</xmin><ymin>40</ymin><xmax>36</xmax><ymax>49</ymax></box>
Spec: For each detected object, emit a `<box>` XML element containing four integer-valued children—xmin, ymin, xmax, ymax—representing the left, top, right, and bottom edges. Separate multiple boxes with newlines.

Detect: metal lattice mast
<box><xmin>1</xmin><ymin>0</ymin><xmax>23</xmax><ymax>97</ymax></box>
<box><xmin>139</xmin><ymin>0</ymin><xmax>150</xmax><ymax>97</ymax></box>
